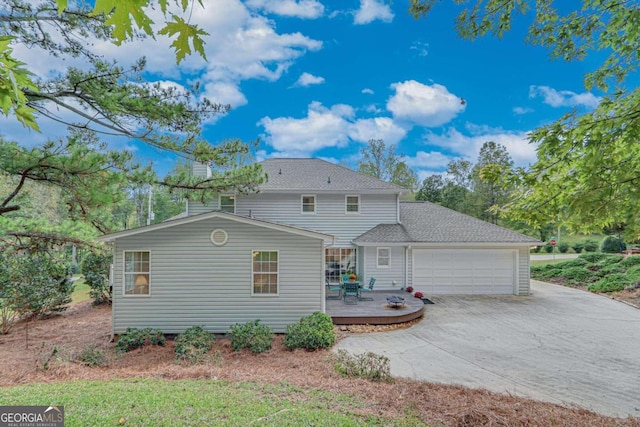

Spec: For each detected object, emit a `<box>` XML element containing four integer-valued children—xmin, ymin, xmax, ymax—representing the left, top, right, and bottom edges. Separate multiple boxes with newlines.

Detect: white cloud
<box><xmin>348</xmin><ymin>117</ymin><xmax>407</xmax><ymax>144</ymax></box>
<box><xmin>422</xmin><ymin>127</ymin><xmax>536</xmax><ymax>167</ymax></box>
<box><xmin>362</xmin><ymin>88</ymin><xmax>374</xmax><ymax>95</ymax></box>
<box><xmin>387</xmin><ymin>80</ymin><xmax>465</xmax><ymax>127</ymax></box>
<box><xmin>258</xmin><ymin>102</ymin><xmax>354</xmax><ymax>154</ymax></box>
<box><xmin>404</xmin><ymin>151</ymin><xmax>455</xmax><ymax>169</ymax></box>
<box><xmin>529</xmin><ymin>85</ymin><xmax>601</xmax><ymax>109</ymax></box>
<box><xmin>293</xmin><ymin>72</ymin><xmax>325</xmax><ymax>87</ymax></box>
<box><xmin>513</xmin><ymin>106</ymin><xmax>534</xmax><ymax>115</ymax></box>
<box><xmin>364</xmin><ymin>104</ymin><xmax>382</xmax><ymax>114</ymax></box>
<box><xmin>410</xmin><ymin>41</ymin><xmax>429</xmax><ymax>57</ymax></box>
<box><xmin>245</xmin><ymin>0</ymin><xmax>325</xmax><ymax>18</ymax></box>
<box><xmin>203</xmin><ymin>81</ymin><xmax>248</xmax><ymax>108</ymax></box>
<box><xmin>257</xmin><ymin>101</ymin><xmax>408</xmax><ymax>155</ymax></box>
<box><xmin>354</xmin><ymin>0</ymin><xmax>394</xmax><ymax>24</ymax></box>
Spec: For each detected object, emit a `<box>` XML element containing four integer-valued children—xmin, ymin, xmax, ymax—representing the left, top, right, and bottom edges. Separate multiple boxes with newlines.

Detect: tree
<box><xmin>470</xmin><ymin>141</ymin><xmax>514</xmax><ymax>224</ymax></box>
<box><xmin>410</xmin><ymin>1</ymin><xmax>640</xmax><ymax>238</ymax></box>
<box><xmin>357</xmin><ymin>139</ymin><xmax>418</xmax><ymax>190</ymax></box>
<box><xmin>416</xmin><ymin>175</ymin><xmax>445</xmax><ymax>203</ymax></box>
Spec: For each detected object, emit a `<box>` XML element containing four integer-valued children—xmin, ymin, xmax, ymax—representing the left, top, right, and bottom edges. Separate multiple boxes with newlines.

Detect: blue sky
<box><xmin>4</xmin><ymin>0</ymin><xmax>605</xmax><ymax>181</ymax></box>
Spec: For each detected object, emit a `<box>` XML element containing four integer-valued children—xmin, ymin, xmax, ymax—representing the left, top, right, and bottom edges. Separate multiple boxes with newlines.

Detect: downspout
<box><xmin>396</xmin><ymin>193</ymin><xmax>400</xmax><ymax>223</ymax></box>
<box><xmin>404</xmin><ymin>245</ymin><xmax>410</xmax><ymax>289</ymax></box>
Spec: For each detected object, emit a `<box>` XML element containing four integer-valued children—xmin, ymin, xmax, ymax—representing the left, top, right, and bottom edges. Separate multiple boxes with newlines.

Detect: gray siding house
<box><xmin>98</xmin><ymin>158</ymin><xmax>539</xmax><ymax>334</ymax></box>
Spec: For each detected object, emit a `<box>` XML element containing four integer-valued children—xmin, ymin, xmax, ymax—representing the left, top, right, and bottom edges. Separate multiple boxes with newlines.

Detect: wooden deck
<box><xmin>326</xmin><ymin>291</ymin><xmax>425</xmax><ymax>325</ymax></box>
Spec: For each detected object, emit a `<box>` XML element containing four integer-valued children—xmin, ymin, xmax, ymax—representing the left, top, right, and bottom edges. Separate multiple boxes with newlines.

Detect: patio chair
<box><xmin>343</xmin><ymin>282</ymin><xmax>359</xmax><ymax>305</ymax></box>
<box><xmin>341</xmin><ymin>273</ymin><xmax>350</xmax><ymax>284</ymax></box>
<box><xmin>359</xmin><ymin>277</ymin><xmax>375</xmax><ymax>301</ymax></box>
<box><xmin>326</xmin><ymin>278</ymin><xmax>342</xmax><ymax>300</ymax></box>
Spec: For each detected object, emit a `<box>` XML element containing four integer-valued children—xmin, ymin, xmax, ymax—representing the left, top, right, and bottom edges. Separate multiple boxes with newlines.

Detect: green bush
<box><xmin>561</xmin><ymin>267</ymin><xmax>593</xmax><ymax>285</ymax></box>
<box><xmin>583</xmin><ymin>239</ymin><xmax>599</xmax><ymax>252</ymax></box>
<box><xmin>557</xmin><ymin>242</ymin><xmax>570</xmax><ymax>253</ymax></box>
<box><xmin>333</xmin><ymin>350</ymin><xmax>393</xmax><ymax>383</ymax></box>
<box><xmin>571</xmin><ymin>242</ymin><xmax>584</xmax><ymax>253</ymax></box>
<box><xmin>558</xmin><ymin>258</ymin><xmax>590</xmax><ymax>268</ymax></box>
<box><xmin>543</xmin><ymin>243</ymin><xmax>554</xmax><ymax>253</ymax></box>
<box><xmin>600</xmin><ymin>235</ymin><xmax>627</xmax><ymax>253</ymax></box>
<box><xmin>595</xmin><ymin>255</ymin><xmax>623</xmax><ymax>266</ymax></box>
<box><xmin>620</xmin><ymin>256</ymin><xmax>640</xmax><ymax>268</ymax></box>
<box><xmin>76</xmin><ymin>344</ymin><xmax>108</xmax><ymax>367</ymax></box>
<box><xmin>229</xmin><ymin>320</ymin><xmax>274</xmax><ymax>353</ymax></box>
<box><xmin>530</xmin><ymin>246</ymin><xmax>541</xmax><ymax>253</ymax></box>
<box><xmin>175</xmin><ymin>326</ymin><xmax>215</xmax><ymax>363</ymax></box>
<box><xmin>588</xmin><ymin>274</ymin><xmax>629</xmax><ymax>293</ymax></box>
<box><xmin>81</xmin><ymin>252</ymin><xmax>113</xmax><ymax>305</ymax></box>
<box><xmin>534</xmin><ymin>267</ymin><xmax>565</xmax><ymax>281</ymax></box>
<box><xmin>579</xmin><ymin>253</ymin><xmax>610</xmax><ymax>263</ymax></box>
<box><xmin>115</xmin><ymin>327</ymin><xmax>166</xmax><ymax>353</ymax></box>
<box><xmin>284</xmin><ymin>312</ymin><xmax>335</xmax><ymax>351</ymax></box>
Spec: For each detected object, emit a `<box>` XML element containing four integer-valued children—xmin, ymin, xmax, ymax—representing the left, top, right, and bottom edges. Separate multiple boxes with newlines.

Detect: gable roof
<box><xmin>258</xmin><ymin>158</ymin><xmax>406</xmax><ymax>193</ymax></box>
<box><xmin>96</xmin><ymin>210</ymin><xmax>335</xmax><ymax>245</ymax></box>
<box><xmin>354</xmin><ymin>202</ymin><xmax>541</xmax><ymax>245</ymax></box>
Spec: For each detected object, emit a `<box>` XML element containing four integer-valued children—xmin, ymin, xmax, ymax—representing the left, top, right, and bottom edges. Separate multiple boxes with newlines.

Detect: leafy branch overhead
<box><xmin>412</xmin><ymin>0</ymin><xmax>640</xmax><ymax>238</ymax></box>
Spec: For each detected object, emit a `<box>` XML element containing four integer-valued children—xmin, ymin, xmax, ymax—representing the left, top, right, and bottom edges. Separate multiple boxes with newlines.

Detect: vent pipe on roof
<box><xmin>278</xmin><ymin>168</ymin><xmax>282</xmax><ymax>175</ymax></box>
<box><xmin>327</xmin><ymin>176</ymin><xmax>331</xmax><ymax>184</ymax></box>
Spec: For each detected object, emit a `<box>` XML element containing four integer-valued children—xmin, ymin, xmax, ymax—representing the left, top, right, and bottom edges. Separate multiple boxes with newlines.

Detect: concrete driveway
<box><xmin>336</xmin><ymin>281</ymin><xmax>640</xmax><ymax>417</ymax></box>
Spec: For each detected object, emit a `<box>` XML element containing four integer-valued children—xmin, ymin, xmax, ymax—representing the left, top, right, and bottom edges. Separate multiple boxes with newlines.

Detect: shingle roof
<box><xmin>354</xmin><ymin>202</ymin><xmax>541</xmax><ymax>244</ymax></box>
<box><xmin>258</xmin><ymin>158</ymin><xmax>405</xmax><ymax>192</ymax></box>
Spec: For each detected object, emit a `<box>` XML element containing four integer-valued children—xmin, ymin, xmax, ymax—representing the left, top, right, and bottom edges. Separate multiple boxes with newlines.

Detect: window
<box><xmin>252</xmin><ymin>251</ymin><xmax>278</xmax><ymax>295</ymax></box>
<box><xmin>377</xmin><ymin>247</ymin><xmax>390</xmax><ymax>268</ymax></box>
<box><xmin>302</xmin><ymin>195</ymin><xmax>316</xmax><ymax>213</ymax></box>
<box><xmin>325</xmin><ymin>248</ymin><xmax>356</xmax><ymax>282</ymax></box>
<box><xmin>124</xmin><ymin>251</ymin><xmax>150</xmax><ymax>295</ymax></box>
<box><xmin>220</xmin><ymin>195</ymin><xmax>235</xmax><ymax>213</ymax></box>
<box><xmin>346</xmin><ymin>195</ymin><xmax>360</xmax><ymax>213</ymax></box>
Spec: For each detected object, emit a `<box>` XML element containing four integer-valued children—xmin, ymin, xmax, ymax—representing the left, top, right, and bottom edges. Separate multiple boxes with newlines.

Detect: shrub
<box><xmin>600</xmin><ymin>236</ymin><xmax>626</xmax><ymax>253</ymax></box>
<box><xmin>333</xmin><ymin>349</ymin><xmax>392</xmax><ymax>382</ymax></box>
<box><xmin>413</xmin><ymin>291</ymin><xmax>424</xmax><ymax>298</ymax></box>
<box><xmin>595</xmin><ymin>255</ymin><xmax>623</xmax><ymax>267</ymax></box>
<box><xmin>583</xmin><ymin>239</ymin><xmax>599</xmax><ymax>252</ymax></box>
<box><xmin>76</xmin><ymin>344</ymin><xmax>108</xmax><ymax>367</ymax></box>
<box><xmin>620</xmin><ymin>256</ymin><xmax>640</xmax><ymax>268</ymax></box>
<box><xmin>579</xmin><ymin>253</ymin><xmax>610</xmax><ymax>263</ymax></box>
<box><xmin>229</xmin><ymin>320</ymin><xmax>274</xmax><ymax>354</ymax></box>
<box><xmin>543</xmin><ymin>243</ymin><xmax>554</xmax><ymax>253</ymax></box>
<box><xmin>558</xmin><ymin>258</ymin><xmax>590</xmax><ymax>268</ymax></box>
<box><xmin>557</xmin><ymin>242</ymin><xmax>570</xmax><ymax>253</ymax></box>
<box><xmin>284</xmin><ymin>312</ymin><xmax>335</xmax><ymax>351</ymax></box>
<box><xmin>534</xmin><ymin>267</ymin><xmax>564</xmax><ymax>281</ymax></box>
<box><xmin>115</xmin><ymin>327</ymin><xmax>165</xmax><ymax>353</ymax></box>
<box><xmin>562</xmin><ymin>267</ymin><xmax>593</xmax><ymax>285</ymax></box>
<box><xmin>571</xmin><ymin>242</ymin><xmax>584</xmax><ymax>253</ymax></box>
<box><xmin>588</xmin><ymin>274</ymin><xmax>629</xmax><ymax>293</ymax></box>
<box><xmin>175</xmin><ymin>326</ymin><xmax>215</xmax><ymax>363</ymax></box>
<box><xmin>81</xmin><ymin>252</ymin><xmax>113</xmax><ymax>305</ymax></box>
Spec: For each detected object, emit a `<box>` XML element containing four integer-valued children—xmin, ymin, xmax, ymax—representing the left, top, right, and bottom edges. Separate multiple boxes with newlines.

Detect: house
<box><xmin>97</xmin><ymin>158</ymin><xmax>540</xmax><ymax>334</ymax></box>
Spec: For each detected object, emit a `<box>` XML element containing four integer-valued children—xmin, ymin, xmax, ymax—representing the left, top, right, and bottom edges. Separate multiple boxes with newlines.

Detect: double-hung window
<box><xmin>124</xmin><ymin>251</ymin><xmax>150</xmax><ymax>295</ymax></box>
<box><xmin>302</xmin><ymin>195</ymin><xmax>316</xmax><ymax>213</ymax></box>
<box><xmin>252</xmin><ymin>251</ymin><xmax>278</xmax><ymax>295</ymax></box>
<box><xmin>220</xmin><ymin>195</ymin><xmax>236</xmax><ymax>213</ymax></box>
<box><xmin>377</xmin><ymin>247</ymin><xmax>390</xmax><ymax>268</ymax></box>
<box><xmin>346</xmin><ymin>195</ymin><xmax>360</xmax><ymax>213</ymax></box>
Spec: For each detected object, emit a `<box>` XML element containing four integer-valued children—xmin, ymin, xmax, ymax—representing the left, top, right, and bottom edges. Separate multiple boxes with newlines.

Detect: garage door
<box><xmin>413</xmin><ymin>249</ymin><xmax>515</xmax><ymax>295</ymax></box>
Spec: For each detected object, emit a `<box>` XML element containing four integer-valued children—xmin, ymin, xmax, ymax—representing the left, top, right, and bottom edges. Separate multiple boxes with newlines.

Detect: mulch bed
<box><xmin>0</xmin><ymin>301</ymin><xmax>638</xmax><ymax>427</ymax></box>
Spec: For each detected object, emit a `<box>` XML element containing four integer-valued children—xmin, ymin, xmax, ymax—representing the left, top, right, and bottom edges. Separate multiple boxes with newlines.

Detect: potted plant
<box><xmin>348</xmin><ymin>272</ymin><xmax>357</xmax><ymax>283</ymax></box>
<box><xmin>406</xmin><ymin>286</ymin><xmax>413</xmax><ymax>293</ymax></box>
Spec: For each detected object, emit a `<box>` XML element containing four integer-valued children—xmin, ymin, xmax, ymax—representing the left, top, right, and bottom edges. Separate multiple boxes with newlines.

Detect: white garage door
<box><xmin>413</xmin><ymin>249</ymin><xmax>516</xmax><ymax>295</ymax></box>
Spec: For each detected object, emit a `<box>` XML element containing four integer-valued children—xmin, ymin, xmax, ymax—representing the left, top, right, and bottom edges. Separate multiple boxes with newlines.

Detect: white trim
<box><xmin>122</xmin><ymin>250</ymin><xmax>151</xmax><ymax>297</ymax></box>
<box><xmin>301</xmin><ymin>194</ymin><xmax>316</xmax><ymax>214</ymax></box>
<box><xmin>185</xmin><ymin>200</ymin><xmax>189</xmax><ymax>216</ymax></box>
<box><xmin>251</xmin><ymin>250</ymin><xmax>279</xmax><ymax>296</ymax></box>
<box><xmin>218</xmin><ymin>194</ymin><xmax>236</xmax><ymax>214</ymax></box>
<box><xmin>376</xmin><ymin>247</ymin><xmax>391</xmax><ymax>268</ymax></box>
<box><xmin>97</xmin><ymin>211</ymin><xmax>334</xmax><ymax>245</ymax></box>
<box><xmin>210</xmin><ymin>229</ymin><xmax>228</xmax><ymax>246</ymax></box>
<box><xmin>345</xmin><ymin>195</ymin><xmax>360</xmax><ymax>214</ymax></box>
<box><xmin>355</xmin><ymin>241</ymin><xmax>536</xmax><ymax>247</ymax></box>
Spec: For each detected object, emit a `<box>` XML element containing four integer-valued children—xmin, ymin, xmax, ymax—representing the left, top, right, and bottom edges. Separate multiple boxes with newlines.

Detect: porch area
<box><xmin>326</xmin><ymin>291</ymin><xmax>425</xmax><ymax>325</ymax></box>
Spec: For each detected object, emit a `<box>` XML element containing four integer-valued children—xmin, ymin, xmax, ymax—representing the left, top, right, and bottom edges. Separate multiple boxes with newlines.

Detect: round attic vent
<box><xmin>210</xmin><ymin>229</ymin><xmax>228</xmax><ymax>246</ymax></box>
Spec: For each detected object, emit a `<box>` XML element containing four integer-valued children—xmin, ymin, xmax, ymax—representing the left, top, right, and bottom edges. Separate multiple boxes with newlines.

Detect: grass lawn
<box><xmin>530</xmin><ymin>259</ymin><xmax>571</xmax><ymax>267</ymax></box>
<box><xmin>71</xmin><ymin>276</ymin><xmax>91</xmax><ymax>304</ymax></box>
<box><xmin>0</xmin><ymin>379</ymin><xmax>426</xmax><ymax>427</ymax></box>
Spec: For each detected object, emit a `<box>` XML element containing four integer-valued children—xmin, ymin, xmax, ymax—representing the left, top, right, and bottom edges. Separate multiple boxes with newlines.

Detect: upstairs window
<box><xmin>302</xmin><ymin>195</ymin><xmax>316</xmax><ymax>213</ymax></box>
<box><xmin>346</xmin><ymin>195</ymin><xmax>360</xmax><ymax>213</ymax></box>
<box><xmin>377</xmin><ymin>247</ymin><xmax>390</xmax><ymax>268</ymax></box>
<box><xmin>220</xmin><ymin>195</ymin><xmax>236</xmax><ymax>213</ymax></box>
<box><xmin>124</xmin><ymin>251</ymin><xmax>150</xmax><ymax>295</ymax></box>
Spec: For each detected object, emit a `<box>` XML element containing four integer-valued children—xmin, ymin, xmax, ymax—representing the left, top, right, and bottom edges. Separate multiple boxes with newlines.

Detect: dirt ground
<box><xmin>1</xmin><ymin>302</ymin><xmax>638</xmax><ymax>427</ymax></box>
